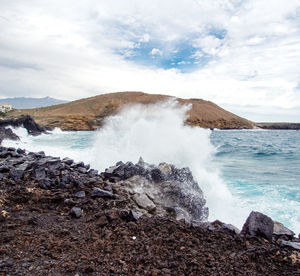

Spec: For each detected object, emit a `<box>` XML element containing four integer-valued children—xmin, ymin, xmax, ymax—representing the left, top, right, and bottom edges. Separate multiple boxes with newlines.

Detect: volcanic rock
<box><xmin>70</xmin><ymin>207</ymin><xmax>82</xmax><ymax>218</ymax></box>
<box><xmin>273</xmin><ymin>221</ymin><xmax>295</xmax><ymax>240</ymax></box>
<box><xmin>103</xmin><ymin>158</ymin><xmax>208</xmax><ymax>223</ymax></box>
<box><xmin>241</xmin><ymin>211</ymin><xmax>274</xmax><ymax>241</ymax></box>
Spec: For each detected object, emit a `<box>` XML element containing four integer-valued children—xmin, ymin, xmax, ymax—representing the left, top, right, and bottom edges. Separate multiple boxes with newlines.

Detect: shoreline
<box><xmin>0</xmin><ymin>145</ymin><xmax>300</xmax><ymax>274</ymax></box>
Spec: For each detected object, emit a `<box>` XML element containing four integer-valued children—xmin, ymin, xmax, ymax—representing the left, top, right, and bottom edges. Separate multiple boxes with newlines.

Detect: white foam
<box><xmin>89</xmin><ymin>100</ymin><xmax>247</xmax><ymax>225</ymax></box>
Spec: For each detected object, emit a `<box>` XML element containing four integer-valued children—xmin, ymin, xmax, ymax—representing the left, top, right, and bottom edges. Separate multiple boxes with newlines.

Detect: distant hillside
<box><xmin>0</xmin><ymin>97</ymin><xmax>68</xmax><ymax>109</ymax></box>
<box><xmin>9</xmin><ymin>92</ymin><xmax>254</xmax><ymax>130</ymax></box>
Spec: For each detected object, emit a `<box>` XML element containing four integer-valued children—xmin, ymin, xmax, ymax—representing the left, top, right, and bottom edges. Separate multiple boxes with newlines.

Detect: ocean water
<box><xmin>3</xmin><ymin>102</ymin><xmax>300</xmax><ymax>233</ymax></box>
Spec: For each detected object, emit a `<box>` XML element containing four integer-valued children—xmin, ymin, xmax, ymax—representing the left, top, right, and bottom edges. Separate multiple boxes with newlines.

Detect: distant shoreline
<box><xmin>255</xmin><ymin>123</ymin><xmax>300</xmax><ymax>130</ymax></box>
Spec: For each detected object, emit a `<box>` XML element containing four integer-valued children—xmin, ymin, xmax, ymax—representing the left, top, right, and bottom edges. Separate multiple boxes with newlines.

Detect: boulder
<box><xmin>91</xmin><ymin>187</ymin><xmax>118</xmax><ymax>199</ymax></box>
<box><xmin>241</xmin><ymin>211</ymin><xmax>274</xmax><ymax>241</ymax></box>
<box><xmin>280</xmin><ymin>240</ymin><xmax>300</xmax><ymax>251</ymax></box>
<box><xmin>273</xmin><ymin>221</ymin><xmax>295</xmax><ymax>240</ymax></box>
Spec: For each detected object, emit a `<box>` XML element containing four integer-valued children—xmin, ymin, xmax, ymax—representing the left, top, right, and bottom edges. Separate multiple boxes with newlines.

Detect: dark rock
<box><xmin>0</xmin><ymin>127</ymin><xmax>20</xmax><ymax>143</ymax></box>
<box><xmin>77</xmin><ymin>167</ymin><xmax>87</xmax><ymax>174</ymax></box>
<box><xmin>150</xmin><ymin>168</ymin><xmax>165</xmax><ymax>182</ymax></box>
<box><xmin>103</xmin><ymin>183</ymin><xmax>113</xmax><ymax>193</ymax></box>
<box><xmin>0</xmin><ymin>115</ymin><xmax>46</xmax><ymax>136</ymax></box>
<box><xmin>91</xmin><ymin>187</ymin><xmax>118</xmax><ymax>199</ymax></box>
<box><xmin>273</xmin><ymin>221</ymin><xmax>295</xmax><ymax>239</ymax></box>
<box><xmin>74</xmin><ymin>191</ymin><xmax>86</xmax><ymax>198</ymax></box>
<box><xmin>280</xmin><ymin>240</ymin><xmax>300</xmax><ymax>250</ymax></box>
<box><xmin>34</xmin><ymin>168</ymin><xmax>46</xmax><ymax>180</ymax></box>
<box><xmin>39</xmin><ymin>178</ymin><xmax>52</xmax><ymax>189</ymax></box>
<box><xmin>241</xmin><ymin>211</ymin><xmax>274</xmax><ymax>241</ymax></box>
<box><xmin>70</xmin><ymin>207</ymin><xmax>82</xmax><ymax>218</ymax></box>
<box><xmin>119</xmin><ymin>209</ymin><xmax>142</xmax><ymax>222</ymax></box>
<box><xmin>88</xmin><ymin>169</ymin><xmax>98</xmax><ymax>176</ymax></box>
<box><xmin>0</xmin><ymin>173</ymin><xmax>3</xmax><ymax>180</ymax></box>
<box><xmin>0</xmin><ymin>165</ymin><xmax>11</xmax><ymax>173</ymax></box>
<box><xmin>62</xmin><ymin>157</ymin><xmax>74</xmax><ymax>165</ymax></box>
<box><xmin>16</xmin><ymin>148</ymin><xmax>26</xmax><ymax>155</ymax></box>
<box><xmin>9</xmin><ymin>168</ymin><xmax>24</xmax><ymax>182</ymax></box>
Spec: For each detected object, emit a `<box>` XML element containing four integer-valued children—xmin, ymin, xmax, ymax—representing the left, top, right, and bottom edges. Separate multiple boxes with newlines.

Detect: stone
<box><xmin>280</xmin><ymin>240</ymin><xmax>300</xmax><ymax>251</ymax></box>
<box><xmin>221</xmin><ymin>223</ymin><xmax>241</xmax><ymax>235</ymax></box>
<box><xmin>62</xmin><ymin>157</ymin><xmax>74</xmax><ymax>165</ymax></box>
<box><xmin>70</xmin><ymin>207</ymin><xmax>82</xmax><ymax>218</ymax></box>
<box><xmin>241</xmin><ymin>211</ymin><xmax>274</xmax><ymax>241</ymax></box>
<box><xmin>74</xmin><ymin>191</ymin><xmax>86</xmax><ymax>198</ymax></box>
<box><xmin>77</xmin><ymin>167</ymin><xmax>87</xmax><ymax>174</ymax></box>
<box><xmin>0</xmin><ymin>173</ymin><xmax>3</xmax><ymax>180</ymax></box>
<box><xmin>119</xmin><ymin>209</ymin><xmax>142</xmax><ymax>222</ymax></box>
<box><xmin>9</xmin><ymin>169</ymin><xmax>24</xmax><ymax>182</ymax></box>
<box><xmin>91</xmin><ymin>187</ymin><xmax>118</xmax><ymax>199</ymax></box>
<box><xmin>133</xmin><ymin>194</ymin><xmax>156</xmax><ymax>212</ymax></box>
<box><xmin>273</xmin><ymin>221</ymin><xmax>295</xmax><ymax>239</ymax></box>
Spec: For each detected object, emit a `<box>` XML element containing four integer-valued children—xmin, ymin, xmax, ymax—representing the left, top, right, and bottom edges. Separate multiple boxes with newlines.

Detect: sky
<box><xmin>0</xmin><ymin>0</ymin><xmax>300</xmax><ymax>122</ymax></box>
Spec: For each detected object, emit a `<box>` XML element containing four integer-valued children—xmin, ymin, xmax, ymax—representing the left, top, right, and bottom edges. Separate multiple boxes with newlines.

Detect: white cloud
<box><xmin>0</xmin><ymin>0</ymin><xmax>300</xmax><ymax>121</ymax></box>
<box><xmin>150</xmin><ymin>48</ymin><xmax>163</xmax><ymax>56</ymax></box>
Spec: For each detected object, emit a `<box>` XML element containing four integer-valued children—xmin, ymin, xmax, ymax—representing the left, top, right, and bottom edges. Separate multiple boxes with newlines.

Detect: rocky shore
<box><xmin>1</xmin><ymin>145</ymin><xmax>300</xmax><ymax>275</ymax></box>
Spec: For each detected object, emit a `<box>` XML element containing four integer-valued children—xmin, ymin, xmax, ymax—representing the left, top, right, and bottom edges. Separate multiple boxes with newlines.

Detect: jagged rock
<box><xmin>273</xmin><ymin>221</ymin><xmax>295</xmax><ymax>239</ymax></box>
<box><xmin>70</xmin><ymin>207</ymin><xmax>82</xmax><ymax>218</ymax></box>
<box><xmin>0</xmin><ymin>115</ymin><xmax>46</xmax><ymax>139</ymax></box>
<box><xmin>0</xmin><ymin>127</ymin><xmax>20</xmax><ymax>143</ymax></box>
<box><xmin>241</xmin><ymin>211</ymin><xmax>274</xmax><ymax>241</ymax></box>
<box><xmin>104</xmin><ymin>159</ymin><xmax>208</xmax><ymax>223</ymax></box>
<box><xmin>280</xmin><ymin>240</ymin><xmax>300</xmax><ymax>251</ymax></box>
<box><xmin>92</xmin><ymin>187</ymin><xmax>118</xmax><ymax>199</ymax></box>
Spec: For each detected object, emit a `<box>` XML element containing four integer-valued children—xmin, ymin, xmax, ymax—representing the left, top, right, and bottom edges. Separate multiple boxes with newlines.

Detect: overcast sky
<box><xmin>0</xmin><ymin>0</ymin><xmax>300</xmax><ymax>122</ymax></box>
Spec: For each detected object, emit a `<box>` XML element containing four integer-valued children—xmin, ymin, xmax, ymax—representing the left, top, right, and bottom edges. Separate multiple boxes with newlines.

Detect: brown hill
<box><xmin>10</xmin><ymin>92</ymin><xmax>254</xmax><ymax>130</ymax></box>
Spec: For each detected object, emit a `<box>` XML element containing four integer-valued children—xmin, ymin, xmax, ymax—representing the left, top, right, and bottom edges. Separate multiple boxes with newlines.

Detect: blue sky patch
<box><xmin>117</xmin><ymin>39</ymin><xmax>213</xmax><ymax>72</ymax></box>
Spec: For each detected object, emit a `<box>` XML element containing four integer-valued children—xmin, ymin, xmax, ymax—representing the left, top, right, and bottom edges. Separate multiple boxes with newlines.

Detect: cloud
<box><xmin>0</xmin><ymin>0</ymin><xmax>300</xmax><ymax>121</ymax></box>
<box><xmin>150</xmin><ymin>48</ymin><xmax>163</xmax><ymax>56</ymax></box>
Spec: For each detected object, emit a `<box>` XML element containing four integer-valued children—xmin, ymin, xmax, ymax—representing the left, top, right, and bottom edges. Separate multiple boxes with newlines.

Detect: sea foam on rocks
<box><xmin>102</xmin><ymin>157</ymin><xmax>209</xmax><ymax>223</ymax></box>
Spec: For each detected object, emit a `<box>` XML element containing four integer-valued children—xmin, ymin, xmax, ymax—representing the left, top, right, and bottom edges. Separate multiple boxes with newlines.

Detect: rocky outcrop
<box><xmin>0</xmin><ymin>115</ymin><xmax>46</xmax><ymax>144</ymax></box>
<box><xmin>256</xmin><ymin>123</ymin><xmax>300</xmax><ymax>130</ymax></box>
<box><xmin>102</xmin><ymin>158</ymin><xmax>208</xmax><ymax>223</ymax></box>
<box><xmin>0</xmin><ymin>147</ymin><xmax>207</xmax><ymax>223</ymax></box>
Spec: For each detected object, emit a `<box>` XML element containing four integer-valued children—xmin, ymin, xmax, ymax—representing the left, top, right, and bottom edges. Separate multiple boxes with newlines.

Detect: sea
<box><xmin>3</xmin><ymin>101</ymin><xmax>300</xmax><ymax>234</ymax></box>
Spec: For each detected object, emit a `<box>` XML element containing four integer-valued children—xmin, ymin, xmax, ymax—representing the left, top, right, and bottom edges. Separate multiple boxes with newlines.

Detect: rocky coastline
<box><xmin>0</xmin><ymin>117</ymin><xmax>300</xmax><ymax>274</ymax></box>
<box><xmin>0</xmin><ymin>144</ymin><xmax>300</xmax><ymax>274</ymax></box>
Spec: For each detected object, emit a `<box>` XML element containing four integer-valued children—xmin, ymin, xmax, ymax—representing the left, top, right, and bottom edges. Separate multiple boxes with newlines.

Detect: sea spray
<box><xmin>89</xmin><ymin>100</ymin><xmax>246</xmax><ymax>224</ymax></box>
<box><xmin>2</xmin><ymin>101</ymin><xmax>251</xmax><ymax>227</ymax></box>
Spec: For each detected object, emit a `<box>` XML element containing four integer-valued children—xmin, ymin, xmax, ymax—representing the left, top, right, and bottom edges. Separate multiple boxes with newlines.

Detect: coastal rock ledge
<box><xmin>1</xmin><ymin>147</ymin><xmax>300</xmax><ymax>274</ymax></box>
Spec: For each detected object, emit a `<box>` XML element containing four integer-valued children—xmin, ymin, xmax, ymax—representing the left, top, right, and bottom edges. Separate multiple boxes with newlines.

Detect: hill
<box><xmin>9</xmin><ymin>92</ymin><xmax>254</xmax><ymax>130</ymax></box>
<box><xmin>0</xmin><ymin>96</ymin><xmax>68</xmax><ymax>109</ymax></box>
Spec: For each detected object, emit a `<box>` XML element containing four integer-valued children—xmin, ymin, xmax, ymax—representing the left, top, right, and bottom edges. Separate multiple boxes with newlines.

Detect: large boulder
<box><xmin>103</xmin><ymin>158</ymin><xmax>208</xmax><ymax>223</ymax></box>
<box><xmin>241</xmin><ymin>211</ymin><xmax>274</xmax><ymax>241</ymax></box>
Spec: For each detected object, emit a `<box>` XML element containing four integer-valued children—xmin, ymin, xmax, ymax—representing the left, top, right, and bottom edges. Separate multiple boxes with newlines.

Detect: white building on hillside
<box><xmin>0</xmin><ymin>104</ymin><xmax>12</xmax><ymax>112</ymax></box>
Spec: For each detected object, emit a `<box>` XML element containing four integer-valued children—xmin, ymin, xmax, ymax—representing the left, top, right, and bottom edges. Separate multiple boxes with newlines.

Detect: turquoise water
<box><xmin>211</xmin><ymin>130</ymin><xmax>300</xmax><ymax>233</ymax></box>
